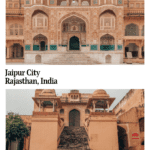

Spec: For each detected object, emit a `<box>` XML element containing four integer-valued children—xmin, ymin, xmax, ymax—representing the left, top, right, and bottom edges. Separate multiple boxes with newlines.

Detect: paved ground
<box><xmin>6</xmin><ymin>63</ymin><xmax>144</xmax><ymax>65</ymax></box>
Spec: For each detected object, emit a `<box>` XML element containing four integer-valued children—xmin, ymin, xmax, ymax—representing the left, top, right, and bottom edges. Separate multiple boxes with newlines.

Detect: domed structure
<box><xmin>92</xmin><ymin>89</ymin><xmax>110</xmax><ymax>98</ymax></box>
<box><xmin>39</xmin><ymin>89</ymin><xmax>56</xmax><ymax>97</ymax></box>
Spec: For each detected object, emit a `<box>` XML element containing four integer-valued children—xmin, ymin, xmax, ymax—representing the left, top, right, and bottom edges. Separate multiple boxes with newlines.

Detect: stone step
<box><xmin>45</xmin><ymin>53</ymin><xmax>101</xmax><ymax>65</ymax></box>
<box><xmin>58</xmin><ymin>127</ymin><xmax>90</xmax><ymax>150</ymax></box>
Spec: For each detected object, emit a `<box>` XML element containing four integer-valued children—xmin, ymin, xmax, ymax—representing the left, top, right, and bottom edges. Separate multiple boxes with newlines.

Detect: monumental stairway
<box><xmin>57</xmin><ymin>126</ymin><xmax>90</xmax><ymax>150</ymax></box>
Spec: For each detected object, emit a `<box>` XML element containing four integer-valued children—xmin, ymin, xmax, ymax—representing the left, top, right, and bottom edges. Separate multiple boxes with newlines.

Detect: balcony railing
<box><xmin>33</xmin><ymin>111</ymin><xmax>58</xmax><ymax>116</ymax></box>
<box><xmin>90</xmin><ymin>111</ymin><xmax>115</xmax><ymax>115</ymax></box>
<box><xmin>60</xmin><ymin>97</ymin><xmax>88</xmax><ymax>103</ymax></box>
<box><xmin>6</xmin><ymin>9</ymin><xmax>24</xmax><ymax>15</ymax></box>
<box><xmin>124</xmin><ymin>9</ymin><xmax>144</xmax><ymax>16</ymax></box>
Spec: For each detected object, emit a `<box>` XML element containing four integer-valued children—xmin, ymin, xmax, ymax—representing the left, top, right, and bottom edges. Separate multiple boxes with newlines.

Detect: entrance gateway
<box><xmin>69</xmin><ymin>109</ymin><xmax>80</xmax><ymax>126</ymax></box>
<box><xmin>69</xmin><ymin>36</ymin><xmax>80</xmax><ymax>50</ymax></box>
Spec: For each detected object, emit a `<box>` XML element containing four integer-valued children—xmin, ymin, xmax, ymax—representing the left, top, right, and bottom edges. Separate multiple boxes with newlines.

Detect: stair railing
<box><xmin>84</xmin><ymin>123</ymin><xmax>90</xmax><ymax>142</ymax></box>
<box><xmin>57</xmin><ymin>123</ymin><xmax>65</xmax><ymax>142</ymax></box>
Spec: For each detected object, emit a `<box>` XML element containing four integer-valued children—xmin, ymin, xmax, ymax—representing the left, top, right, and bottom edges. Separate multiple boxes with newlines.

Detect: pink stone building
<box><xmin>6</xmin><ymin>0</ymin><xmax>144</xmax><ymax>64</ymax></box>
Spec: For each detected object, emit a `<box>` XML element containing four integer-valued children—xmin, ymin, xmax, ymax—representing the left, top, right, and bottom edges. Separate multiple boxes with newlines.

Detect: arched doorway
<box><xmin>125</xmin><ymin>43</ymin><xmax>139</xmax><ymax>58</ymax></box>
<box><xmin>118</xmin><ymin>126</ymin><xmax>128</xmax><ymax>150</ymax></box>
<box><xmin>35</xmin><ymin>55</ymin><xmax>41</xmax><ymax>63</ymax></box>
<box><xmin>100</xmin><ymin>34</ymin><xmax>115</xmax><ymax>51</ymax></box>
<box><xmin>10</xmin><ymin>43</ymin><xmax>23</xmax><ymax>58</ymax></box>
<box><xmin>139</xmin><ymin>118</ymin><xmax>144</xmax><ymax>132</ymax></box>
<box><xmin>40</xmin><ymin>41</ymin><xmax>45</xmax><ymax>51</ymax></box>
<box><xmin>142</xmin><ymin>46</ymin><xmax>144</xmax><ymax>58</ymax></box>
<box><xmin>69</xmin><ymin>36</ymin><xmax>80</xmax><ymax>50</ymax></box>
<box><xmin>61</xmin><ymin>16</ymin><xmax>86</xmax><ymax>49</ymax></box>
<box><xmin>69</xmin><ymin>109</ymin><xmax>80</xmax><ymax>127</ymax></box>
<box><xmin>105</xmin><ymin>55</ymin><xmax>111</xmax><ymax>63</ymax></box>
<box><xmin>33</xmin><ymin>34</ymin><xmax>48</xmax><ymax>51</ymax></box>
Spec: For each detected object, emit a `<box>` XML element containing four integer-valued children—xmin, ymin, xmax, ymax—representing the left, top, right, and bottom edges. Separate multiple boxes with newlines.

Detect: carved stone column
<box><xmin>7</xmin><ymin>47</ymin><xmax>10</xmax><ymax>58</ymax></box>
<box><xmin>138</xmin><ymin>44</ymin><xmax>142</xmax><ymax>59</ymax></box>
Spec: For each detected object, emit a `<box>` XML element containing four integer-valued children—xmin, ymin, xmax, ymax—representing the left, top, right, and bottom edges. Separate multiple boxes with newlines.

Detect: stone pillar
<box><xmin>53</xmin><ymin>100</ymin><xmax>55</xmax><ymax>112</ymax></box>
<box><xmin>99</xmin><ymin>0</ymin><xmax>100</xmax><ymax>5</ymax></box>
<box><xmin>93</xmin><ymin>101</ymin><xmax>95</xmax><ymax>112</ymax></box>
<box><xmin>123</xmin><ymin>40</ymin><xmax>126</xmax><ymax>58</ymax></box>
<box><xmin>138</xmin><ymin>44</ymin><xmax>142</xmax><ymax>59</ymax></box>
<box><xmin>67</xmin><ymin>0</ymin><xmax>69</xmax><ymax>5</ymax></box>
<box><xmin>79</xmin><ymin>0</ymin><xmax>81</xmax><ymax>5</ymax></box>
<box><xmin>7</xmin><ymin>47</ymin><xmax>10</xmax><ymax>58</ymax></box>
<box><xmin>34</xmin><ymin>0</ymin><xmax>36</xmax><ymax>4</ymax></box>
<box><xmin>41</xmin><ymin>0</ymin><xmax>43</xmax><ymax>4</ymax></box>
<box><xmin>139</xmin><ymin>26</ymin><xmax>142</xmax><ymax>36</ymax></box>
<box><xmin>39</xmin><ymin>100</ymin><xmax>41</xmax><ymax>112</ymax></box>
<box><xmin>107</xmin><ymin>101</ymin><xmax>109</xmax><ymax>112</ymax></box>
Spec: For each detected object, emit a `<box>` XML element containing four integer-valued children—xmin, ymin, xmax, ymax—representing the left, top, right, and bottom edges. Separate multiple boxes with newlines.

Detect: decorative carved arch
<box><xmin>58</xmin><ymin>12</ymin><xmax>89</xmax><ymax>44</ymax></box>
<box><xmin>31</xmin><ymin>8</ymin><xmax>49</xmax><ymax>17</ymax></box>
<box><xmin>99</xmin><ymin>8</ymin><xmax>117</xmax><ymax>17</ymax></box>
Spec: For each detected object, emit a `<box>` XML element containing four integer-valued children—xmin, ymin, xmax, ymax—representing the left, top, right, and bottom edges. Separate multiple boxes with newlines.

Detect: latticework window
<box><xmin>125</xmin><ymin>23</ymin><xmax>139</xmax><ymax>36</ymax></box>
<box><xmin>130</xmin><ymin>3</ymin><xmax>134</xmax><ymax>8</ymax></box>
<box><xmin>10</xmin><ymin>24</ymin><xmax>23</xmax><ymax>35</ymax></box>
<box><xmin>100</xmin><ymin>34</ymin><xmax>115</xmax><ymax>45</ymax></box>
<box><xmin>9</xmin><ymin>3</ymin><xmax>13</xmax><ymax>8</ymax></box>
<box><xmin>26</xmin><ymin>0</ymin><xmax>30</xmax><ymax>4</ymax></box>
<box><xmin>100</xmin><ymin>17</ymin><xmax>115</xmax><ymax>30</ymax></box>
<box><xmin>33</xmin><ymin>13</ymin><xmax>48</xmax><ymax>28</ymax></box>
<box><xmin>136</xmin><ymin>3</ymin><xmax>140</xmax><ymax>8</ymax></box>
<box><xmin>36</xmin><ymin>0</ymin><xmax>41</xmax><ymax>4</ymax></box>
<box><xmin>14</xmin><ymin>3</ymin><xmax>18</xmax><ymax>8</ymax></box>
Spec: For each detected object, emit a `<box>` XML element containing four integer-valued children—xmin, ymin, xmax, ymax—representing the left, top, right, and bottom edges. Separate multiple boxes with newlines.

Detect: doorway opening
<box><xmin>69</xmin><ymin>109</ymin><xmax>80</xmax><ymax>127</ymax></box>
<box><xmin>69</xmin><ymin>36</ymin><xmax>80</xmax><ymax>50</ymax></box>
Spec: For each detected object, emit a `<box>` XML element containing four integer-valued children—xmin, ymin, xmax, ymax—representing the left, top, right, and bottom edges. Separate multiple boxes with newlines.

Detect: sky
<box><xmin>6</xmin><ymin>89</ymin><xmax>130</xmax><ymax>115</ymax></box>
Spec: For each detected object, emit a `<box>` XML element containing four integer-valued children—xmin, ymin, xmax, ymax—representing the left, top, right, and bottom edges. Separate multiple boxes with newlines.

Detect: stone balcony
<box><xmin>124</xmin><ymin>8</ymin><xmax>144</xmax><ymax>16</ymax></box>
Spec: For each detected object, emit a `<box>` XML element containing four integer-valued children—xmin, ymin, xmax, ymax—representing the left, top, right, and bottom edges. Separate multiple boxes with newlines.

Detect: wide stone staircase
<box><xmin>57</xmin><ymin>126</ymin><xmax>90</xmax><ymax>150</ymax></box>
<box><xmin>46</xmin><ymin>52</ymin><xmax>101</xmax><ymax>65</ymax></box>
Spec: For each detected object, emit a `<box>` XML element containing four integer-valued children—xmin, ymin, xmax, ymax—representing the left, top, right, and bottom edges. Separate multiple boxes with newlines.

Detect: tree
<box><xmin>6</xmin><ymin>114</ymin><xmax>30</xmax><ymax>150</ymax></box>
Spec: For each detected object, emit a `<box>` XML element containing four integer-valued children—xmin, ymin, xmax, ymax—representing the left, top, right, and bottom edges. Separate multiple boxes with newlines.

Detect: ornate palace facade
<box><xmin>6</xmin><ymin>0</ymin><xmax>144</xmax><ymax>64</ymax></box>
<box><xmin>6</xmin><ymin>89</ymin><xmax>144</xmax><ymax>150</ymax></box>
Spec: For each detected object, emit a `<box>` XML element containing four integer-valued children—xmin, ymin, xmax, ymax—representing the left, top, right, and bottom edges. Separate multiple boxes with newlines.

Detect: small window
<box><xmin>124</xmin><ymin>4</ymin><xmax>128</xmax><ymax>7</ymax></box>
<box><xmin>130</xmin><ymin>3</ymin><xmax>134</xmax><ymax>8</ymax></box>
<box><xmin>60</xmin><ymin>109</ymin><xmax>64</xmax><ymax>114</ymax></box>
<box><xmin>14</xmin><ymin>3</ymin><xmax>18</xmax><ymax>8</ymax></box>
<box><xmin>85</xmin><ymin>109</ymin><xmax>90</xmax><ymax>114</ymax></box>
<box><xmin>93</xmin><ymin>0</ymin><xmax>97</xmax><ymax>4</ymax></box>
<box><xmin>50</xmin><ymin>0</ymin><xmax>54</xmax><ymax>4</ymax></box>
<box><xmin>136</xmin><ymin>3</ymin><xmax>140</xmax><ymax>8</ymax></box>
<box><xmin>26</xmin><ymin>0</ymin><xmax>30</xmax><ymax>4</ymax></box>
<box><xmin>9</xmin><ymin>3</ymin><xmax>13</xmax><ymax>8</ymax></box>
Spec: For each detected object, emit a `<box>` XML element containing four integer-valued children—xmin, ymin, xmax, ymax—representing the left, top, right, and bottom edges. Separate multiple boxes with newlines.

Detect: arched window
<box><xmin>125</xmin><ymin>43</ymin><xmax>139</xmax><ymax>58</ymax></box>
<box><xmin>35</xmin><ymin>55</ymin><xmax>41</xmax><ymax>63</ymax></box>
<box><xmin>125</xmin><ymin>23</ymin><xmax>139</xmax><ymax>36</ymax></box>
<box><xmin>105</xmin><ymin>55</ymin><xmax>111</xmax><ymax>63</ymax></box>
<box><xmin>141</xmin><ymin>26</ymin><xmax>144</xmax><ymax>36</ymax></box>
<box><xmin>100</xmin><ymin>34</ymin><xmax>115</xmax><ymax>51</ymax></box>
<box><xmin>36</xmin><ymin>0</ymin><xmax>41</xmax><ymax>4</ymax></box>
<box><xmin>81</xmin><ymin>1</ymin><xmax>90</xmax><ymax>6</ymax></box>
<box><xmin>10</xmin><ymin>24</ymin><xmax>23</xmax><ymax>35</ymax></box>
<box><xmin>100</xmin><ymin>11</ymin><xmax>115</xmax><ymax>30</ymax></box>
<box><xmin>139</xmin><ymin>118</ymin><xmax>144</xmax><ymax>132</ymax></box>
<box><xmin>32</xmin><ymin>13</ymin><xmax>48</xmax><ymax>29</ymax></box>
<box><xmin>85</xmin><ymin>109</ymin><xmax>90</xmax><ymax>114</ymax></box>
<box><xmin>60</xmin><ymin>109</ymin><xmax>64</xmax><ymax>114</ymax></box>
<box><xmin>26</xmin><ymin>0</ymin><xmax>30</xmax><ymax>4</ymax></box>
